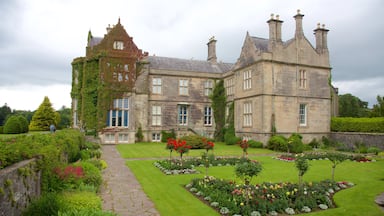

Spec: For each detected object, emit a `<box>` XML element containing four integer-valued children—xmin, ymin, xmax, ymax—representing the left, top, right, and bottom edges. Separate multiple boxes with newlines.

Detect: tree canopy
<box><xmin>29</xmin><ymin>96</ymin><xmax>60</xmax><ymax>131</ymax></box>
<box><xmin>338</xmin><ymin>93</ymin><xmax>369</xmax><ymax>117</ymax></box>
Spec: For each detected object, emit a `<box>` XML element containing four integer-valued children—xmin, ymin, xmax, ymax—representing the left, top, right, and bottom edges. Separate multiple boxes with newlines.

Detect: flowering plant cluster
<box><xmin>202</xmin><ymin>138</ymin><xmax>215</xmax><ymax>152</ymax></box>
<box><xmin>238</xmin><ymin>140</ymin><xmax>249</xmax><ymax>158</ymax></box>
<box><xmin>166</xmin><ymin>138</ymin><xmax>192</xmax><ymax>159</ymax></box>
<box><xmin>275</xmin><ymin>152</ymin><xmax>375</xmax><ymax>163</ymax></box>
<box><xmin>53</xmin><ymin>165</ymin><xmax>84</xmax><ymax>180</ymax></box>
<box><xmin>275</xmin><ymin>154</ymin><xmax>296</xmax><ymax>162</ymax></box>
<box><xmin>187</xmin><ymin>177</ymin><xmax>354</xmax><ymax>215</ymax></box>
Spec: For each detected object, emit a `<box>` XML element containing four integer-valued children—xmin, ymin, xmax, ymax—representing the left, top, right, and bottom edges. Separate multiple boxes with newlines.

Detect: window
<box><xmin>178</xmin><ymin>105</ymin><xmax>188</xmax><ymax>125</ymax></box>
<box><xmin>118</xmin><ymin>133</ymin><xmax>129</xmax><ymax>142</ymax></box>
<box><xmin>179</xmin><ymin>79</ymin><xmax>189</xmax><ymax>95</ymax></box>
<box><xmin>152</xmin><ymin>133</ymin><xmax>161</xmax><ymax>142</ymax></box>
<box><xmin>204</xmin><ymin>106</ymin><xmax>213</xmax><ymax>125</ymax></box>
<box><xmin>107</xmin><ymin>98</ymin><xmax>129</xmax><ymax>127</ymax></box>
<box><xmin>243</xmin><ymin>102</ymin><xmax>252</xmax><ymax>127</ymax></box>
<box><xmin>299</xmin><ymin>70</ymin><xmax>307</xmax><ymax>88</ymax></box>
<box><xmin>225</xmin><ymin>78</ymin><xmax>234</xmax><ymax>96</ymax></box>
<box><xmin>243</xmin><ymin>70</ymin><xmax>252</xmax><ymax>90</ymax></box>
<box><xmin>204</xmin><ymin>80</ymin><xmax>213</xmax><ymax>96</ymax></box>
<box><xmin>152</xmin><ymin>78</ymin><xmax>162</xmax><ymax>94</ymax></box>
<box><xmin>105</xmin><ymin>134</ymin><xmax>115</xmax><ymax>142</ymax></box>
<box><xmin>113</xmin><ymin>41</ymin><xmax>124</xmax><ymax>50</ymax></box>
<box><xmin>152</xmin><ymin>105</ymin><xmax>162</xmax><ymax>126</ymax></box>
<box><xmin>299</xmin><ymin>104</ymin><xmax>307</xmax><ymax>126</ymax></box>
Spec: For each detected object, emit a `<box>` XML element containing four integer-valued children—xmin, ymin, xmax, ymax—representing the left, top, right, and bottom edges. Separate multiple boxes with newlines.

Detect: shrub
<box><xmin>248</xmin><ymin>140</ymin><xmax>263</xmax><ymax>148</ymax></box>
<box><xmin>23</xmin><ymin>192</ymin><xmax>61</xmax><ymax>216</ymax></box>
<box><xmin>57</xmin><ymin>191</ymin><xmax>102</xmax><ymax>211</ymax></box>
<box><xmin>179</xmin><ymin>134</ymin><xmax>205</xmax><ymax>149</ymax></box>
<box><xmin>267</xmin><ymin>135</ymin><xmax>288</xmax><ymax>152</ymax></box>
<box><xmin>58</xmin><ymin>209</ymin><xmax>117</xmax><ymax>216</ymax></box>
<box><xmin>331</xmin><ymin>117</ymin><xmax>384</xmax><ymax>133</ymax></box>
<box><xmin>234</xmin><ymin>161</ymin><xmax>262</xmax><ymax>184</ymax></box>
<box><xmin>74</xmin><ymin>161</ymin><xmax>102</xmax><ymax>190</ymax></box>
<box><xmin>135</xmin><ymin>126</ymin><xmax>144</xmax><ymax>142</ymax></box>
<box><xmin>288</xmin><ymin>133</ymin><xmax>304</xmax><ymax>153</ymax></box>
<box><xmin>224</xmin><ymin>133</ymin><xmax>241</xmax><ymax>145</ymax></box>
<box><xmin>0</xmin><ymin>126</ymin><xmax>3</xmax><ymax>134</ymax></box>
<box><xmin>3</xmin><ymin>115</ymin><xmax>22</xmax><ymax>134</ymax></box>
<box><xmin>367</xmin><ymin>147</ymin><xmax>381</xmax><ymax>155</ymax></box>
<box><xmin>18</xmin><ymin>115</ymin><xmax>29</xmax><ymax>133</ymax></box>
<box><xmin>308</xmin><ymin>138</ymin><xmax>320</xmax><ymax>149</ymax></box>
<box><xmin>161</xmin><ymin>129</ymin><xmax>176</xmax><ymax>142</ymax></box>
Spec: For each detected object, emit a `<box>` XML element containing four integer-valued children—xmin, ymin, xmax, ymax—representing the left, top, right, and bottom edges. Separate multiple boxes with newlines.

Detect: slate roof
<box><xmin>147</xmin><ymin>56</ymin><xmax>233</xmax><ymax>73</ymax></box>
<box><xmin>251</xmin><ymin>36</ymin><xmax>269</xmax><ymax>51</ymax></box>
<box><xmin>89</xmin><ymin>37</ymin><xmax>103</xmax><ymax>48</ymax></box>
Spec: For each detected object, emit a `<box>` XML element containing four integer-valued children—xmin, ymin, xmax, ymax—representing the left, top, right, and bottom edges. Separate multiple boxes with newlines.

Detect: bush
<box><xmin>161</xmin><ymin>129</ymin><xmax>176</xmax><ymax>142</ymax></box>
<box><xmin>58</xmin><ymin>209</ymin><xmax>117</xmax><ymax>216</ymax></box>
<box><xmin>225</xmin><ymin>135</ymin><xmax>241</xmax><ymax>145</ymax></box>
<box><xmin>367</xmin><ymin>147</ymin><xmax>381</xmax><ymax>155</ymax></box>
<box><xmin>288</xmin><ymin>133</ymin><xmax>304</xmax><ymax>153</ymax></box>
<box><xmin>3</xmin><ymin>115</ymin><xmax>22</xmax><ymax>134</ymax></box>
<box><xmin>23</xmin><ymin>192</ymin><xmax>61</xmax><ymax>216</ymax></box>
<box><xmin>57</xmin><ymin>191</ymin><xmax>102</xmax><ymax>212</ymax></box>
<box><xmin>74</xmin><ymin>161</ymin><xmax>102</xmax><ymax>191</ymax></box>
<box><xmin>18</xmin><ymin>115</ymin><xmax>29</xmax><ymax>133</ymax></box>
<box><xmin>248</xmin><ymin>140</ymin><xmax>263</xmax><ymax>148</ymax></box>
<box><xmin>179</xmin><ymin>134</ymin><xmax>205</xmax><ymax>149</ymax></box>
<box><xmin>308</xmin><ymin>138</ymin><xmax>320</xmax><ymax>149</ymax></box>
<box><xmin>0</xmin><ymin>126</ymin><xmax>3</xmax><ymax>134</ymax></box>
<box><xmin>267</xmin><ymin>135</ymin><xmax>288</xmax><ymax>152</ymax></box>
<box><xmin>331</xmin><ymin>117</ymin><xmax>384</xmax><ymax>133</ymax></box>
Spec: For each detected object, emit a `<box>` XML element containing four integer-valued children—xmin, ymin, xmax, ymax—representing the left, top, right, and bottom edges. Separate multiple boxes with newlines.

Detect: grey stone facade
<box><xmin>72</xmin><ymin>11</ymin><xmax>335</xmax><ymax>144</ymax></box>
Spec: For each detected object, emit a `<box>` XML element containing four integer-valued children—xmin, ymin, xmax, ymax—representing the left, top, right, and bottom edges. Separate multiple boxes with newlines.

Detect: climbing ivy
<box><xmin>210</xmin><ymin>80</ymin><xmax>226</xmax><ymax>141</ymax></box>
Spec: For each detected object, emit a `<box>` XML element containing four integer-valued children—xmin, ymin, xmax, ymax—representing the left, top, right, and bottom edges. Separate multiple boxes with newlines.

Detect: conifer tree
<box><xmin>29</xmin><ymin>96</ymin><xmax>59</xmax><ymax>131</ymax></box>
<box><xmin>210</xmin><ymin>80</ymin><xmax>226</xmax><ymax>141</ymax></box>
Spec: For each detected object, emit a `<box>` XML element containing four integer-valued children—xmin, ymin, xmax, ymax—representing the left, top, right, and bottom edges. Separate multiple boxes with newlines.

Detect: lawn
<box><xmin>118</xmin><ymin>143</ymin><xmax>384</xmax><ymax>216</ymax></box>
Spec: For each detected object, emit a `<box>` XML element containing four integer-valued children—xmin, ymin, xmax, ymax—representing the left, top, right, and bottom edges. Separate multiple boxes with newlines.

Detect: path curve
<box><xmin>100</xmin><ymin>145</ymin><xmax>160</xmax><ymax>216</ymax></box>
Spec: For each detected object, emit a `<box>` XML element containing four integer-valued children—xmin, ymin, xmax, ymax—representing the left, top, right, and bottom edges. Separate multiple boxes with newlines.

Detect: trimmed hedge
<box><xmin>331</xmin><ymin>117</ymin><xmax>384</xmax><ymax>133</ymax></box>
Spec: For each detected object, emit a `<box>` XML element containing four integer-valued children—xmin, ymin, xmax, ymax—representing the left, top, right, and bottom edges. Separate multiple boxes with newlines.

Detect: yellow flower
<box><xmin>240</xmin><ymin>202</ymin><xmax>244</xmax><ymax>206</ymax></box>
<box><xmin>286</xmin><ymin>191</ymin><xmax>290</xmax><ymax>196</ymax></box>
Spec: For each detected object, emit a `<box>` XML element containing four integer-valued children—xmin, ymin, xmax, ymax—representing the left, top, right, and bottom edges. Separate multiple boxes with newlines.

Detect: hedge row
<box><xmin>331</xmin><ymin>117</ymin><xmax>384</xmax><ymax>133</ymax></box>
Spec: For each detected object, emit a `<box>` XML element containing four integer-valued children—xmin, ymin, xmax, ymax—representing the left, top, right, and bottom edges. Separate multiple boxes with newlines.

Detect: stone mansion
<box><xmin>71</xmin><ymin>11</ymin><xmax>337</xmax><ymax>144</ymax></box>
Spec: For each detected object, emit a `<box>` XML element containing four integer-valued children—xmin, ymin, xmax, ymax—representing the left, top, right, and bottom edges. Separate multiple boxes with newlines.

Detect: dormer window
<box><xmin>113</xmin><ymin>41</ymin><xmax>124</xmax><ymax>50</ymax></box>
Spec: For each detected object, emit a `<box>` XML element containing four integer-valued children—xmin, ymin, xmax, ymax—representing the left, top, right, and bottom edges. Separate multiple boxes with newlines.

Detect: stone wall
<box><xmin>330</xmin><ymin>132</ymin><xmax>384</xmax><ymax>150</ymax></box>
<box><xmin>0</xmin><ymin>158</ymin><xmax>41</xmax><ymax>216</ymax></box>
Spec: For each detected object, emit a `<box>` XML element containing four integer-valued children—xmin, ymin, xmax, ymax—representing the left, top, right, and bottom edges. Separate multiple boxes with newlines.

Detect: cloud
<box><xmin>0</xmin><ymin>0</ymin><xmax>383</xmax><ymax>110</ymax></box>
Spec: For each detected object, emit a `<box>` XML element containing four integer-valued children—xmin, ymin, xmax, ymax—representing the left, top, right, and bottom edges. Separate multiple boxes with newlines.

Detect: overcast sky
<box><xmin>0</xmin><ymin>0</ymin><xmax>383</xmax><ymax>110</ymax></box>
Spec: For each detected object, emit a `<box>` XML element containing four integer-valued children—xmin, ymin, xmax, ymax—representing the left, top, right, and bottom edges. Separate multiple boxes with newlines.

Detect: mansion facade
<box><xmin>71</xmin><ymin>11</ymin><xmax>336</xmax><ymax>144</ymax></box>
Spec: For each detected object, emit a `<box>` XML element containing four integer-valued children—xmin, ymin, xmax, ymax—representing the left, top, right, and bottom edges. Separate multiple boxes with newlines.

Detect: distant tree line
<box><xmin>0</xmin><ymin>97</ymin><xmax>71</xmax><ymax>134</ymax></box>
<box><xmin>338</xmin><ymin>94</ymin><xmax>384</xmax><ymax>117</ymax></box>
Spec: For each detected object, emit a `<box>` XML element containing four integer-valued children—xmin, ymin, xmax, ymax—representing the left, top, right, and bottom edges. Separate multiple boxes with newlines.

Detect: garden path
<box><xmin>100</xmin><ymin>144</ymin><xmax>160</xmax><ymax>216</ymax></box>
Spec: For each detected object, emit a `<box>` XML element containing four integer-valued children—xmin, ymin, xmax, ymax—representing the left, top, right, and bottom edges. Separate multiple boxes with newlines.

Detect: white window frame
<box><xmin>243</xmin><ymin>102</ymin><xmax>252</xmax><ymax>127</ymax></box>
<box><xmin>152</xmin><ymin>78</ymin><xmax>162</xmax><ymax>94</ymax></box>
<box><xmin>299</xmin><ymin>104</ymin><xmax>307</xmax><ymax>126</ymax></box>
<box><xmin>204</xmin><ymin>106</ymin><xmax>213</xmax><ymax>126</ymax></box>
<box><xmin>204</xmin><ymin>80</ymin><xmax>213</xmax><ymax>96</ymax></box>
<box><xmin>118</xmin><ymin>133</ymin><xmax>129</xmax><ymax>142</ymax></box>
<box><xmin>113</xmin><ymin>41</ymin><xmax>124</xmax><ymax>50</ymax></box>
<box><xmin>243</xmin><ymin>70</ymin><xmax>252</xmax><ymax>90</ymax></box>
<box><xmin>108</xmin><ymin>98</ymin><xmax>129</xmax><ymax>127</ymax></box>
<box><xmin>179</xmin><ymin>79</ymin><xmax>189</xmax><ymax>95</ymax></box>
<box><xmin>152</xmin><ymin>133</ymin><xmax>161</xmax><ymax>142</ymax></box>
<box><xmin>152</xmin><ymin>105</ymin><xmax>162</xmax><ymax>126</ymax></box>
<box><xmin>178</xmin><ymin>105</ymin><xmax>188</xmax><ymax>125</ymax></box>
<box><xmin>226</xmin><ymin>78</ymin><xmax>234</xmax><ymax>96</ymax></box>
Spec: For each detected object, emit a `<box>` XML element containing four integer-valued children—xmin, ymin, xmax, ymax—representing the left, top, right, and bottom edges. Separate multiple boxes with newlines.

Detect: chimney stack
<box><xmin>314</xmin><ymin>23</ymin><xmax>329</xmax><ymax>53</ymax></box>
<box><xmin>207</xmin><ymin>36</ymin><xmax>217</xmax><ymax>64</ymax></box>
<box><xmin>294</xmin><ymin>9</ymin><xmax>304</xmax><ymax>39</ymax></box>
<box><xmin>267</xmin><ymin>13</ymin><xmax>283</xmax><ymax>49</ymax></box>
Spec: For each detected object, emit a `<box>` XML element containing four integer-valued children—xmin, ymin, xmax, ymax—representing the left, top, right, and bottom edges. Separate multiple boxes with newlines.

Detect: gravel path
<box><xmin>100</xmin><ymin>145</ymin><xmax>160</xmax><ymax>216</ymax></box>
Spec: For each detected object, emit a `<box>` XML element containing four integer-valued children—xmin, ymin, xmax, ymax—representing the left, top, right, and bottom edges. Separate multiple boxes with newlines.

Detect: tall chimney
<box><xmin>294</xmin><ymin>9</ymin><xmax>304</xmax><ymax>39</ymax></box>
<box><xmin>314</xmin><ymin>23</ymin><xmax>329</xmax><ymax>53</ymax></box>
<box><xmin>268</xmin><ymin>14</ymin><xmax>283</xmax><ymax>49</ymax></box>
<box><xmin>207</xmin><ymin>36</ymin><xmax>217</xmax><ymax>64</ymax></box>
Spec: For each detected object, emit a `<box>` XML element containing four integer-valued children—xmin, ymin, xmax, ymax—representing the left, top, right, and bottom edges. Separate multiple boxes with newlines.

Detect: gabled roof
<box><xmin>88</xmin><ymin>37</ymin><xmax>103</xmax><ymax>48</ymax></box>
<box><xmin>251</xmin><ymin>36</ymin><xmax>269</xmax><ymax>52</ymax></box>
<box><xmin>147</xmin><ymin>56</ymin><xmax>233</xmax><ymax>73</ymax></box>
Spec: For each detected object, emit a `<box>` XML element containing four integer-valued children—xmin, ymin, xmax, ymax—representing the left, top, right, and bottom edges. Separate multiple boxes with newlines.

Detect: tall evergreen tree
<box><xmin>0</xmin><ymin>103</ymin><xmax>12</xmax><ymax>126</ymax></box>
<box><xmin>210</xmin><ymin>80</ymin><xmax>226</xmax><ymax>141</ymax></box>
<box><xmin>29</xmin><ymin>96</ymin><xmax>59</xmax><ymax>131</ymax></box>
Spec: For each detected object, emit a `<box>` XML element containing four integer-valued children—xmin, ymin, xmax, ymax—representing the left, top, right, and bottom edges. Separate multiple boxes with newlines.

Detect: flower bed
<box><xmin>154</xmin><ymin>157</ymin><xmax>250</xmax><ymax>175</ymax></box>
<box><xmin>274</xmin><ymin>153</ymin><xmax>374</xmax><ymax>163</ymax></box>
<box><xmin>186</xmin><ymin>176</ymin><xmax>354</xmax><ymax>215</ymax></box>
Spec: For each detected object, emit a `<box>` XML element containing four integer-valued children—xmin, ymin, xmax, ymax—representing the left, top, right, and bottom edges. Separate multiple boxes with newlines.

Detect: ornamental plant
<box><xmin>166</xmin><ymin>138</ymin><xmax>191</xmax><ymax>166</ymax></box>
<box><xmin>235</xmin><ymin>160</ymin><xmax>262</xmax><ymax>185</ymax></box>
<box><xmin>295</xmin><ymin>154</ymin><xmax>309</xmax><ymax>186</ymax></box>
<box><xmin>238</xmin><ymin>140</ymin><xmax>249</xmax><ymax>158</ymax></box>
<box><xmin>202</xmin><ymin>138</ymin><xmax>215</xmax><ymax>153</ymax></box>
<box><xmin>326</xmin><ymin>152</ymin><xmax>349</xmax><ymax>181</ymax></box>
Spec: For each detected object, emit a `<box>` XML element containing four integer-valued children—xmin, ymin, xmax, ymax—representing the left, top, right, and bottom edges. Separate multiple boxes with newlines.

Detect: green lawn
<box><xmin>118</xmin><ymin>143</ymin><xmax>384</xmax><ymax>216</ymax></box>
